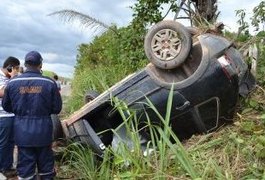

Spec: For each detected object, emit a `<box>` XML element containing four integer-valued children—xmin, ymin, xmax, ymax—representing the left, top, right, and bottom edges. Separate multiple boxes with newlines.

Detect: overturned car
<box><xmin>59</xmin><ymin>21</ymin><xmax>255</xmax><ymax>155</ymax></box>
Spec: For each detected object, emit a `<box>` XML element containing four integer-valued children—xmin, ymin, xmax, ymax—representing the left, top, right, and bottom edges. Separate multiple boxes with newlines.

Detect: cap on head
<box><xmin>25</xmin><ymin>51</ymin><xmax>43</xmax><ymax>65</ymax></box>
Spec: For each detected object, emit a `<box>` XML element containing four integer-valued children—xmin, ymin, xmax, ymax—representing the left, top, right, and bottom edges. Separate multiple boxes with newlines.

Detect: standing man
<box><xmin>2</xmin><ymin>51</ymin><xmax>62</xmax><ymax>179</ymax></box>
<box><xmin>0</xmin><ymin>56</ymin><xmax>20</xmax><ymax>177</ymax></box>
<box><xmin>53</xmin><ymin>74</ymin><xmax>61</xmax><ymax>92</ymax></box>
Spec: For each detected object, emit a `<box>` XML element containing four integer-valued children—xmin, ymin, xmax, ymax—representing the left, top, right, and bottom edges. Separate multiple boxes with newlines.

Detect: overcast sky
<box><xmin>0</xmin><ymin>0</ymin><xmax>261</xmax><ymax>78</ymax></box>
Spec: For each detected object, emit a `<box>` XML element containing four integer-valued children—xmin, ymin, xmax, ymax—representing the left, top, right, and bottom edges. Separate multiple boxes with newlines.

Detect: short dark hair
<box><xmin>24</xmin><ymin>62</ymin><xmax>40</xmax><ymax>68</ymax></box>
<box><xmin>3</xmin><ymin>56</ymin><xmax>20</xmax><ymax>68</ymax></box>
<box><xmin>54</xmin><ymin>75</ymin><xmax>58</xmax><ymax>80</ymax></box>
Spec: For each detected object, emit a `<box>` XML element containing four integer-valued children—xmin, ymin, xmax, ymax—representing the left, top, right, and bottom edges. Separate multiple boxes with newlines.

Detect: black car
<box><xmin>58</xmin><ymin>20</ymin><xmax>255</xmax><ymax>155</ymax></box>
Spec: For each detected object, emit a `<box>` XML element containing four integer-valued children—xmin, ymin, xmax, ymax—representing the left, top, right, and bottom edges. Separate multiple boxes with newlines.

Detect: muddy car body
<box><xmin>60</xmin><ymin>21</ymin><xmax>254</xmax><ymax>155</ymax></box>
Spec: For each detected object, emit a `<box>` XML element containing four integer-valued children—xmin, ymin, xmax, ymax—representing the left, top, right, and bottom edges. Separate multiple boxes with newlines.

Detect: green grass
<box><xmin>42</xmin><ymin>70</ymin><xmax>55</xmax><ymax>78</ymax></box>
<box><xmin>55</xmin><ymin>12</ymin><xmax>265</xmax><ymax>179</ymax></box>
<box><xmin>63</xmin><ymin>63</ymin><xmax>139</xmax><ymax>115</ymax></box>
<box><xmin>58</xmin><ymin>40</ymin><xmax>265</xmax><ymax>179</ymax></box>
<box><xmin>56</xmin><ymin>85</ymin><xmax>265</xmax><ymax>179</ymax></box>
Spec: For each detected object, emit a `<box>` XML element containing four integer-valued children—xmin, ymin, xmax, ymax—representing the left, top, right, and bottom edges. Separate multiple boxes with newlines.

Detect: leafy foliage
<box><xmin>64</xmin><ymin>26</ymin><xmax>149</xmax><ymax>113</ymax></box>
<box><xmin>256</xmin><ymin>37</ymin><xmax>265</xmax><ymax>85</ymax></box>
<box><xmin>251</xmin><ymin>1</ymin><xmax>265</xmax><ymax>31</ymax></box>
<box><xmin>49</xmin><ymin>10</ymin><xmax>118</xmax><ymax>35</ymax></box>
<box><xmin>235</xmin><ymin>9</ymin><xmax>249</xmax><ymax>36</ymax></box>
<box><xmin>42</xmin><ymin>70</ymin><xmax>55</xmax><ymax>78</ymax></box>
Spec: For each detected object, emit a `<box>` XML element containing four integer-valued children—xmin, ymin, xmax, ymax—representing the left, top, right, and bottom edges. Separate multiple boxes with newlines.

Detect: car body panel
<box><xmin>61</xmin><ymin>33</ymin><xmax>253</xmax><ymax>155</ymax></box>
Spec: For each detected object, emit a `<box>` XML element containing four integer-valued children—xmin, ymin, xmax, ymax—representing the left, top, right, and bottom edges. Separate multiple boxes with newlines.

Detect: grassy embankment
<box><xmin>55</xmin><ymin>64</ymin><xmax>265</xmax><ymax>179</ymax></box>
<box><xmin>55</xmin><ymin>25</ymin><xmax>265</xmax><ymax>179</ymax></box>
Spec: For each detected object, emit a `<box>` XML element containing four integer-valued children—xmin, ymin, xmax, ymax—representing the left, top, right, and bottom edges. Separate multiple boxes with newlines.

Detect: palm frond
<box><xmin>49</xmin><ymin>9</ymin><xmax>118</xmax><ymax>35</ymax></box>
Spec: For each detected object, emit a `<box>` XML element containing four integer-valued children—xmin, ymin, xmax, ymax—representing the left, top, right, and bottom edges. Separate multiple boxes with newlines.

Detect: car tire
<box><xmin>51</xmin><ymin>114</ymin><xmax>64</xmax><ymax>141</ymax></box>
<box><xmin>144</xmin><ymin>20</ymin><xmax>192</xmax><ymax>69</ymax></box>
<box><xmin>84</xmin><ymin>90</ymin><xmax>100</xmax><ymax>104</ymax></box>
<box><xmin>73</xmin><ymin>119</ymin><xmax>105</xmax><ymax>155</ymax></box>
<box><xmin>187</xmin><ymin>26</ymin><xmax>200</xmax><ymax>36</ymax></box>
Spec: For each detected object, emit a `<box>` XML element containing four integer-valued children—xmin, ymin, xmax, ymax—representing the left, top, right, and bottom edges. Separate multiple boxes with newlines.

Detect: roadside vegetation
<box><xmin>56</xmin><ymin>0</ymin><xmax>265</xmax><ymax>179</ymax></box>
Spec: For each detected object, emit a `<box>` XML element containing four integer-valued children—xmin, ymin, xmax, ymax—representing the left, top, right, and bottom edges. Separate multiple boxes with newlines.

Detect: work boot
<box><xmin>2</xmin><ymin>169</ymin><xmax>17</xmax><ymax>178</ymax></box>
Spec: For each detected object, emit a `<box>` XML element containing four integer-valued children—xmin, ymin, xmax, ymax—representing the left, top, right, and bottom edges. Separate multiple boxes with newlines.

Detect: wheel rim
<box><xmin>151</xmin><ymin>28</ymin><xmax>182</xmax><ymax>61</ymax></box>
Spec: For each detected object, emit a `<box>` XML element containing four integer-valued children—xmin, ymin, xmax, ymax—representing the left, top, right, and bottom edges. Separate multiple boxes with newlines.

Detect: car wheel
<box><xmin>187</xmin><ymin>26</ymin><xmax>200</xmax><ymax>36</ymax></box>
<box><xmin>84</xmin><ymin>90</ymin><xmax>100</xmax><ymax>103</ymax></box>
<box><xmin>144</xmin><ymin>20</ymin><xmax>192</xmax><ymax>69</ymax></box>
<box><xmin>51</xmin><ymin>114</ymin><xmax>64</xmax><ymax>141</ymax></box>
<box><xmin>73</xmin><ymin>119</ymin><xmax>105</xmax><ymax>155</ymax></box>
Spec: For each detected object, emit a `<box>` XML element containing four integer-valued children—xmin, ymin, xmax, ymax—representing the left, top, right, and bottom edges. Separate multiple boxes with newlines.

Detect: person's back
<box><xmin>2</xmin><ymin>51</ymin><xmax>62</xmax><ymax>179</ymax></box>
<box><xmin>6</xmin><ymin>70</ymin><xmax>62</xmax><ymax>146</ymax></box>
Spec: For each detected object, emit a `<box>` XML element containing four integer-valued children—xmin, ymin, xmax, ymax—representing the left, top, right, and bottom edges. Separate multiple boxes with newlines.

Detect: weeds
<box><xmin>58</xmin><ymin>85</ymin><xmax>265</xmax><ymax>179</ymax></box>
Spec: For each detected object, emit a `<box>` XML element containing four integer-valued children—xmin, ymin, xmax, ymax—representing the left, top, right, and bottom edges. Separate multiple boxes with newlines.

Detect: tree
<box><xmin>251</xmin><ymin>1</ymin><xmax>265</xmax><ymax>31</ymax></box>
<box><xmin>49</xmin><ymin>10</ymin><xmax>119</xmax><ymax>36</ymax></box>
<box><xmin>51</xmin><ymin>1</ymin><xmax>220</xmax><ymax>66</ymax></box>
<box><xmin>235</xmin><ymin>9</ymin><xmax>249</xmax><ymax>37</ymax></box>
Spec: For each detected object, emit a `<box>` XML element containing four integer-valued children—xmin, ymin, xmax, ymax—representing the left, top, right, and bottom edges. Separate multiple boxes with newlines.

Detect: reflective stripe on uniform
<box><xmin>38</xmin><ymin>170</ymin><xmax>55</xmax><ymax>176</ymax></box>
<box><xmin>9</xmin><ymin>77</ymin><xmax>54</xmax><ymax>84</ymax></box>
<box><xmin>18</xmin><ymin>173</ymin><xmax>36</xmax><ymax>180</ymax></box>
<box><xmin>0</xmin><ymin>113</ymin><xmax>14</xmax><ymax>117</ymax></box>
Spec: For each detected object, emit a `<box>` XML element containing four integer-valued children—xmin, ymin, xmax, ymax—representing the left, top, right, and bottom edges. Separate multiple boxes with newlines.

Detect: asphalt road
<box><xmin>60</xmin><ymin>85</ymin><xmax>71</xmax><ymax>96</ymax></box>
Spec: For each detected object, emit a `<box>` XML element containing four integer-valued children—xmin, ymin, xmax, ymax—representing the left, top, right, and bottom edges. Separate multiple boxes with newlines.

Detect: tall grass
<box><xmin>59</xmin><ymin>72</ymin><xmax>265</xmax><ymax>180</ymax></box>
<box><xmin>64</xmin><ymin>63</ymin><xmax>134</xmax><ymax>115</ymax></box>
<box><xmin>60</xmin><ymin>87</ymin><xmax>200</xmax><ymax>179</ymax></box>
<box><xmin>143</xmin><ymin>86</ymin><xmax>198</xmax><ymax>179</ymax></box>
<box><xmin>58</xmin><ymin>87</ymin><xmax>265</xmax><ymax>179</ymax></box>
<box><xmin>58</xmin><ymin>142</ymin><xmax>113</xmax><ymax>179</ymax></box>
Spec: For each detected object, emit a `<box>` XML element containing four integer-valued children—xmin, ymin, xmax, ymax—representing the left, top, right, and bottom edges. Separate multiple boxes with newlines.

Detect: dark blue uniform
<box><xmin>2</xmin><ymin>69</ymin><xmax>62</xmax><ymax>179</ymax></box>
